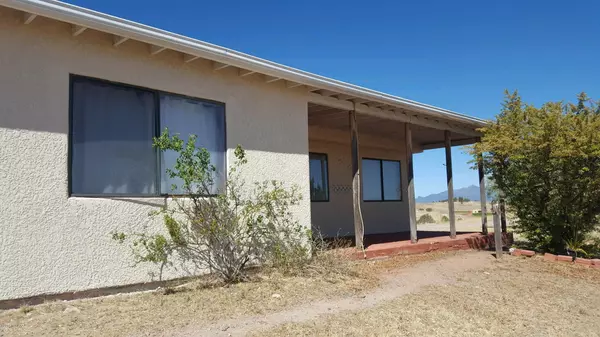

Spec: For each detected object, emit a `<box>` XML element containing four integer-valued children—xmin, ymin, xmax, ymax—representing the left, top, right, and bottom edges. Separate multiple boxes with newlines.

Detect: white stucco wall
<box><xmin>0</xmin><ymin>8</ymin><xmax>310</xmax><ymax>301</ymax></box>
<box><xmin>309</xmin><ymin>125</ymin><xmax>411</xmax><ymax>237</ymax></box>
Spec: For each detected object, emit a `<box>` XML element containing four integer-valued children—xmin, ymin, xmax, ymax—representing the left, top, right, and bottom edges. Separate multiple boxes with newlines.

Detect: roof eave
<box><xmin>1</xmin><ymin>0</ymin><xmax>489</xmax><ymax>129</ymax></box>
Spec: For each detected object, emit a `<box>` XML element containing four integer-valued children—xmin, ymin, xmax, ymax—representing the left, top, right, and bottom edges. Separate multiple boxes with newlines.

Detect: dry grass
<box><xmin>416</xmin><ymin>201</ymin><xmax>498</xmax><ymax>233</ymax></box>
<box><xmin>255</xmin><ymin>256</ymin><xmax>600</xmax><ymax>337</ymax></box>
<box><xmin>0</xmin><ymin>249</ymin><xmax>458</xmax><ymax>337</ymax></box>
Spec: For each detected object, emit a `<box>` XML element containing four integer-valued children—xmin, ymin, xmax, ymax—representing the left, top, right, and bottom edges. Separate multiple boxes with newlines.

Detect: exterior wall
<box><xmin>0</xmin><ymin>8</ymin><xmax>310</xmax><ymax>301</ymax></box>
<box><xmin>309</xmin><ymin>125</ymin><xmax>411</xmax><ymax>237</ymax></box>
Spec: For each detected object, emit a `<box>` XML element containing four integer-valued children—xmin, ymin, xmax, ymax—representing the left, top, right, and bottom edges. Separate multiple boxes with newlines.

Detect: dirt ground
<box><xmin>0</xmin><ymin>251</ymin><xmax>456</xmax><ymax>337</ymax></box>
<box><xmin>2</xmin><ymin>250</ymin><xmax>598</xmax><ymax>337</ymax></box>
<box><xmin>0</xmin><ymin>244</ymin><xmax>600</xmax><ymax>337</ymax></box>
<box><xmin>254</xmin><ymin>255</ymin><xmax>600</xmax><ymax>337</ymax></box>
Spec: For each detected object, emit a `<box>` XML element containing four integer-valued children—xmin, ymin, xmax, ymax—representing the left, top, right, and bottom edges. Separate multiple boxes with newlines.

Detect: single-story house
<box><xmin>0</xmin><ymin>0</ymin><xmax>489</xmax><ymax>304</ymax></box>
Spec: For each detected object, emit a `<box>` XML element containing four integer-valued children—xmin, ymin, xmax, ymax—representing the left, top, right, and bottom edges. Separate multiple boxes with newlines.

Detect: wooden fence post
<box><xmin>493</xmin><ymin>202</ymin><xmax>503</xmax><ymax>258</ymax></box>
<box><xmin>477</xmin><ymin>152</ymin><xmax>488</xmax><ymax>235</ymax></box>
<box><xmin>500</xmin><ymin>197</ymin><xmax>507</xmax><ymax>233</ymax></box>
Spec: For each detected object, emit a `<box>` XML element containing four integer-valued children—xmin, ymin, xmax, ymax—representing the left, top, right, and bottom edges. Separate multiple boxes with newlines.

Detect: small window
<box><xmin>70</xmin><ymin>76</ymin><xmax>225</xmax><ymax>196</ymax></box>
<box><xmin>362</xmin><ymin>158</ymin><xmax>402</xmax><ymax>201</ymax></box>
<box><xmin>309</xmin><ymin>153</ymin><xmax>329</xmax><ymax>201</ymax></box>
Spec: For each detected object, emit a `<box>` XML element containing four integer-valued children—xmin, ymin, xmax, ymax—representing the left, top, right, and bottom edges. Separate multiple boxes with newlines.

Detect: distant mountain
<box><xmin>416</xmin><ymin>185</ymin><xmax>481</xmax><ymax>203</ymax></box>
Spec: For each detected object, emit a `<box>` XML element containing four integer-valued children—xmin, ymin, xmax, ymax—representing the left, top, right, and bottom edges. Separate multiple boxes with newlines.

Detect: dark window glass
<box><xmin>382</xmin><ymin>160</ymin><xmax>401</xmax><ymax>200</ymax></box>
<box><xmin>362</xmin><ymin>159</ymin><xmax>382</xmax><ymax>201</ymax></box>
<box><xmin>362</xmin><ymin>158</ymin><xmax>402</xmax><ymax>201</ymax></box>
<box><xmin>70</xmin><ymin>76</ymin><xmax>226</xmax><ymax>196</ymax></box>
<box><xmin>309</xmin><ymin>153</ymin><xmax>329</xmax><ymax>201</ymax></box>
<box><xmin>71</xmin><ymin>78</ymin><xmax>157</xmax><ymax>195</ymax></box>
<box><xmin>159</xmin><ymin>94</ymin><xmax>225</xmax><ymax>195</ymax></box>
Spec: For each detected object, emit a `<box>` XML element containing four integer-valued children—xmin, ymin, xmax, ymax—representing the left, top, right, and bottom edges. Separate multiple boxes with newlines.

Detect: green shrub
<box><xmin>473</xmin><ymin>91</ymin><xmax>600</xmax><ymax>253</ymax></box>
<box><xmin>425</xmin><ymin>208</ymin><xmax>433</xmax><ymax>212</ymax></box>
<box><xmin>441</xmin><ymin>215</ymin><xmax>449</xmax><ymax>222</ymax></box>
<box><xmin>417</xmin><ymin>214</ymin><xmax>435</xmax><ymax>224</ymax></box>
<box><xmin>113</xmin><ymin>130</ymin><xmax>309</xmax><ymax>283</ymax></box>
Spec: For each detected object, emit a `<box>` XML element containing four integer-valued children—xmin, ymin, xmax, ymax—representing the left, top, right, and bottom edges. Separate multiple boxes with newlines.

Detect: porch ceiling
<box><xmin>308</xmin><ymin>103</ymin><xmax>478</xmax><ymax>150</ymax></box>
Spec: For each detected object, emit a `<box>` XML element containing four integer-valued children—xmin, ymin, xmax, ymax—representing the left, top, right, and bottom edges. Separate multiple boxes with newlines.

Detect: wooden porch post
<box><xmin>406</xmin><ymin>123</ymin><xmax>417</xmax><ymax>243</ymax></box>
<box><xmin>445</xmin><ymin>131</ymin><xmax>456</xmax><ymax>239</ymax></box>
<box><xmin>349</xmin><ymin>110</ymin><xmax>365</xmax><ymax>250</ymax></box>
<box><xmin>477</xmin><ymin>149</ymin><xmax>488</xmax><ymax>235</ymax></box>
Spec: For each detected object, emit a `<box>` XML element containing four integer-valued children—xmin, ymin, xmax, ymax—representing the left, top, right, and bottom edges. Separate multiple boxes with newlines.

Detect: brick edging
<box><xmin>511</xmin><ymin>248</ymin><xmax>600</xmax><ymax>269</ymax></box>
<box><xmin>542</xmin><ymin>253</ymin><xmax>600</xmax><ymax>268</ymax></box>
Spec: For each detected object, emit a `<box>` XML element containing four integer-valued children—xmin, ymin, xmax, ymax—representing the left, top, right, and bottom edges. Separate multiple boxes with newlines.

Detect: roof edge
<box><xmin>1</xmin><ymin>0</ymin><xmax>488</xmax><ymax>127</ymax></box>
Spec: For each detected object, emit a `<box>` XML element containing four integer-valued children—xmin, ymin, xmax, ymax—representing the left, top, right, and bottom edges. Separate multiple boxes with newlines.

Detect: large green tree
<box><xmin>473</xmin><ymin>91</ymin><xmax>600</xmax><ymax>253</ymax></box>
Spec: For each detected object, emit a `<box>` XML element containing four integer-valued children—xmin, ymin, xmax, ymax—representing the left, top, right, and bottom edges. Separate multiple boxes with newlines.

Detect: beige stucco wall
<box><xmin>309</xmin><ymin>125</ymin><xmax>411</xmax><ymax>237</ymax></box>
<box><xmin>0</xmin><ymin>8</ymin><xmax>310</xmax><ymax>301</ymax></box>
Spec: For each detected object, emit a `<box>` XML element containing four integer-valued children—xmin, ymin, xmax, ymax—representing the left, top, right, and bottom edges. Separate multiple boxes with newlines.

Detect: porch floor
<box><xmin>355</xmin><ymin>231</ymin><xmax>512</xmax><ymax>260</ymax></box>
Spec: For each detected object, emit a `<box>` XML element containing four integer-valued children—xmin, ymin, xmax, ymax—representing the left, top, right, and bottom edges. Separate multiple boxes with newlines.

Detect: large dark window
<box><xmin>362</xmin><ymin>158</ymin><xmax>402</xmax><ymax>201</ymax></box>
<box><xmin>309</xmin><ymin>153</ymin><xmax>329</xmax><ymax>201</ymax></box>
<box><xmin>70</xmin><ymin>76</ymin><xmax>225</xmax><ymax>196</ymax></box>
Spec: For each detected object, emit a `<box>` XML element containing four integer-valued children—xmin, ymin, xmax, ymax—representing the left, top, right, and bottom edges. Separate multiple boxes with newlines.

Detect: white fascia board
<box><xmin>1</xmin><ymin>0</ymin><xmax>488</xmax><ymax>128</ymax></box>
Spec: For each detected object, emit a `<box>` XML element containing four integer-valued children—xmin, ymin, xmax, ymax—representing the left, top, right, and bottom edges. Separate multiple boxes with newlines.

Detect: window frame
<box><xmin>361</xmin><ymin>157</ymin><xmax>402</xmax><ymax>202</ymax></box>
<box><xmin>308</xmin><ymin>152</ymin><xmax>330</xmax><ymax>202</ymax></box>
<box><xmin>68</xmin><ymin>74</ymin><xmax>227</xmax><ymax>198</ymax></box>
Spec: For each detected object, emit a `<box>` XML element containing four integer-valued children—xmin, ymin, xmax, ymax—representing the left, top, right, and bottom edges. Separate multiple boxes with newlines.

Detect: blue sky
<box><xmin>67</xmin><ymin>0</ymin><xmax>600</xmax><ymax>197</ymax></box>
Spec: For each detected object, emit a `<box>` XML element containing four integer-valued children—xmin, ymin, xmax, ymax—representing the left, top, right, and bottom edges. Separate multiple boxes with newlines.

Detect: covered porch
<box><xmin>306</xmin><ymin>92</ymin><xmax>489</xmax><ymax>249</ymax></box>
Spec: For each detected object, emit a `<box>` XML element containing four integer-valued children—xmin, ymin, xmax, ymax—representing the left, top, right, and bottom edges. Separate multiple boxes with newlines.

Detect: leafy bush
<box><xmin>473</xmin><ymin>91</ymin><xmax>600</xmax><ymax>253</ymax></box>
<box><xmin>113</xmin><ymin>130</ymin><xmax>309</xmax><ymax>283</ymax></box>
<box><xmin>417</xmin><ymin>214</ymin><xmax>435</xmax><ymax>224</ymax></box>
<box><xmin>441</xmin><ymin>215</ymin><xmax>449</xmax><ymax>223</ymax></box>
<box><xmin>425</xmin><ymin>208</ymin><xmax>433</xmax><ymax>212</ymax></box>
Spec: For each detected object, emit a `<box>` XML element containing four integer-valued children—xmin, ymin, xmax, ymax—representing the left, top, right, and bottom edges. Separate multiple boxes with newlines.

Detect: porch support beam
<box><xmin>308</xmin><ymin>93</ymin><xmax>480</xmax><ymax>137</ymax></box>
<box><xmin>421</xmin><ymin>137</ymin><xmax>479</xmax><ymax>150</ymax></box>
<box><xmin>183</xmin><ymin>54</ymin><xmax>200</xmax><ymax>63</ymax></box>
<box><xmin>445</xmin><ymin>130</ymin><xmax>456</xmax><ymax>239</ymax></box>
<box><xmin>213</xmin><ymin>62</ymin><xmax>230</xmax><ymax>71</ymax></box>
<box><xmin>72</xmin><ymin>25</ymin><xmax>87</xmax><ymax>36</ymax></box>
<box><xmin>286</xmin><ymin>81</ymin><xmax>303</xmax><ymax>88</ymax></box>
<box><xmin>406</xmin><ymin>123</ymin><xmax>418</xmax><ymax>243</ymax></box>
<box><xmin>349</xmin><ymin>109</ymin><xmax>365</xmax><ymax>250</ymax></box>
<box><xmin>477</xmin><ymin>147</ymin><xmax>488</xmax><ymax>235</ymax></box>
<box><xmin>264</xmin><ymin>75</ymin><xmax>281</xmax><ymax>83</ymax></box>
<box><xmin>113</xmin><ymin>35</ymin><xmax>128</xmax><ymax>47</ymax></box>
<box><xmin>150</xmin><ymin>45</ymin><xmax>166</xmax><ymax>56</ymax></box>
<box><xmin>238</xmin><ymin>69</ymin><xmax>255</xmax><ymax>77</ymax></box>
<box><xmin>23</xmin><ymin>13</ymin><xmax>37</xmax><ymax>24</ymax></box>
<box><xmin>334</xmin><ymin>94</ymin><xmax>355</xmax><ymax>101</ymax></box>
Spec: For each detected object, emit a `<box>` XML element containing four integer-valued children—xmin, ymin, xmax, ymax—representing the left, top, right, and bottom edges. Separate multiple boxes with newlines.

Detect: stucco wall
<box><xmin>309</xmin><ymin>125</ymin><xmax>410</xmax><ymax>237</ymax></box>
<box><xmin>0</xmin><ymin>8</ymin><xmax>310</xmax><ymax>301</ymax></box>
